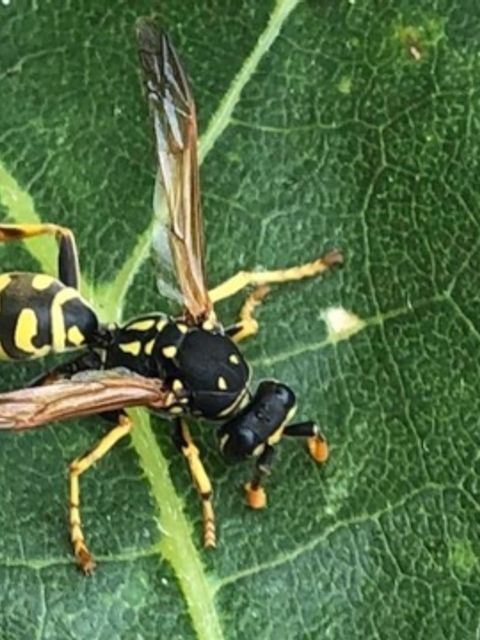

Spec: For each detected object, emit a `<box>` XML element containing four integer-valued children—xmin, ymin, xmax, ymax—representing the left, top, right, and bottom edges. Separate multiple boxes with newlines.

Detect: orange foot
<box><xmin>307</xmin><ymin>435</ymin><xmax>329</xmax><ymax>463</ymax></box>
<box><xmin>244</xmin><ymin>482</ymin><xmax>267</xmax><ymax>509</ymax></box>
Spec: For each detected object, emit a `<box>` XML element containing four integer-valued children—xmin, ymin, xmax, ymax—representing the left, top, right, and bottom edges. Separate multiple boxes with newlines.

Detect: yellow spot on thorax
<box><xmin>129</xmin><ymin>318</ymin><xmax>156</xmax><ymax>331</ymax></box>
<box><xmin>202</xmin><ymin>319</ymin><xmax>215</xmax><ymax>331</ymax></box>
<box><xmin>119</xmin><ymin>341</ymin><xmax>142</xmax><ymax>356</ymax></box>
<box><xmin>172</xmin><ymin>379</ymin><xmax>183</xmax><ymax>392</ymax></box>
<box><xmin>229</xmin><ymin>354</ymin><xmax>240</xmax><ymax>365</ymax></box>
<box><xmin>31</xmin><ymin>274</ymin><xmax>54</xmax><ymax>290</ymax></box>
<box><xmin>162</xmin><ymin>345</ymin><xmax>177</xmax><ymax>358</ymax></box>
<box><xmin>176</xmin><ymin>323</ymin><xmax>188</xmax><ymax>334</ymax></box>
<box><xmin>217</xmin><ymin>376</ymin><xmax>228</xmax><ymax>390</ymax></box>
<box><xmin>144</xmin><ymin>339</ymin><xmax>156</xmax><ymax>355</ymax></box>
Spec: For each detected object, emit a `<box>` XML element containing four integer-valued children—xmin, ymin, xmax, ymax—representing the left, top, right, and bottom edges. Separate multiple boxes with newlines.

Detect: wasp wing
<box><xmin>137</xmin><ymin>20</ymin><xmax>213</xmax><ymax>322</ymax></box>
<box><xmin>0</xmin><ymin>372</ymin><xmax>172</xmax><ymax>430</ymax></box>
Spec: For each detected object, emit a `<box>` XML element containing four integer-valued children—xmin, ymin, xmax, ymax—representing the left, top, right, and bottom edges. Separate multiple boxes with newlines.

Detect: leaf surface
<box><xmin>1</xmin><ymin>1</ymin><xmax>479</xmax><ymax>639</ymax></box>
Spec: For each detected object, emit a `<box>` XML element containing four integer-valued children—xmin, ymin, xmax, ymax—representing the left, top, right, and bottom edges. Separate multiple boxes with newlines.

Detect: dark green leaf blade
<box><xmin>1</xmin><ymin>1</ymin><xmax>480</xmax><ymax>639</ymax></box>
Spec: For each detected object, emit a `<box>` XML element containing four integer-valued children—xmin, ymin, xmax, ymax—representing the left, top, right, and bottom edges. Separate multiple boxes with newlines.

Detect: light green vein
<box><xmin>0</xmin><ymin>160</ymin><xmax>57</xmax><ymax>274</ymax></box>
<box><xmin>251</xmin><ymin>292</ymin><xmax>448</xmax><ymax>368</ymax></box>
<box><xmin>199</xmin><ymin>0</ymin><xmax>301</xmax><ymax>162</ymax></box>
<box><xmin>128</xmin><ymin>409</ymin><xmax>223</xmax><ymax>640</ymax></box>
<box><xmin>212</xmin><ymin>481</ymin><xmax>459</xmax><ymax>592</ymax></box>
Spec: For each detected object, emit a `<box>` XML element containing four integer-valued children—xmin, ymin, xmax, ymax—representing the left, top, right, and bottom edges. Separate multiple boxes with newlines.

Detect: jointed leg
<box><xmin>69</xmin><ymin>413</ymin><xmax>132</xmax><ymax>573</ymax></box>
<box><xmin>245</xmin><ymin>445</ymin><xmax>274</xmax><ymax>509</ymax></box>
<box><xmin>209</xmin><ymin>250</ymin><xmax>343</xmax><ymax>305</ymax></box>
<box><xmin>284</xmin><ymin>421</ymin><xmax>329</xmax><ymax>463</ymax></box>
<box><xmin>0</xmin><ymin>223</ymin><xmax>80</xmax><ymax>288</ymax></box>
<box><xmin>173</xmin><ymin>419</ymin><xmax>216</xmax><ymax>548</ymax></box>
<box><xmin>226</xmin><ymin>286</ymin><xmax>270</xmax><ymax>343</ymax></box>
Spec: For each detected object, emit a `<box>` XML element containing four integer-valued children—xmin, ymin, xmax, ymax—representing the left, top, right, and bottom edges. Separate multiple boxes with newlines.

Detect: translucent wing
<box><xmin>137</xmin><ymin>20</ymin><xmax>213</xmax><ymax>323</ymax></box>
<box><xmin>0</xmin><ymin>372</ymin><xmax>172</xmax><ymax>430</ymax></box>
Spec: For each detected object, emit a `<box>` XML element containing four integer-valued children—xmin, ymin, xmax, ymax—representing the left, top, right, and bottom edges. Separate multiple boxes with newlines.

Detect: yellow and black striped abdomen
<box><xmin>0</xmin><ymin>272</ymin><xmax>99</xmax><ymax>360</ymax></box>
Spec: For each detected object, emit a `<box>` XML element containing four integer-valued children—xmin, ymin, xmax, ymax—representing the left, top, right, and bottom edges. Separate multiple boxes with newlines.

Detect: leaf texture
<box><xmin>1</xmin><ymin>1</ymin><xmax>480</xmax><ymax>639</ymax></box>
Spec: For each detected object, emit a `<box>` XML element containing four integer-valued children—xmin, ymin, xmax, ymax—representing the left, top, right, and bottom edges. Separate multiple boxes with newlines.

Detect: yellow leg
<box><xmin>176</xmin><ymin>420</ymin><xmax>216</xmax><ymax>548</ymax></box>
<box><xmin>0</xmin><ymin>223</ymin><xmax>80</xmax><ymax>288</ymax></box>
<box><xmin>228</xmin><ymin>285</ymin><xmax>270</xmax><ymax>343</ymax></box>
<box><xmin>209</xmin><ymin>249</ymin><xmax>343</xmax><ymax>304</ymax></box>
<box><xmin>0</xmin><ymin>222</ymin><xmax>66</xmax><ymax>242</ymax></box>
<box><xmin>69</xmin><ymin>414</ymin><xmax>132</xmax><ymax>573</ymax></box>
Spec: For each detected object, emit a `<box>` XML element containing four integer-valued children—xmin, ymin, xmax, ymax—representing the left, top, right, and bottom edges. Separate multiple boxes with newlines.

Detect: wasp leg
<box><xmin>173</xmin><ymin>419</ymin><xmax>216</xmax><ymax>548</ymax></box>
<box><xmin>245</xmin><ymin>445</ymin><xmax>275</xmax><ymax>509</ymax></box>
<box><xmin>209</xmin><ymin>250</ymin><xmax>343</xmax><ymax>305</ymax></box>
<box><xmin>69</xmin><ymin>413</ymin><xmax>132</xmax><ymax>573</ymax></box>
<box><xmin>226</xmin><ymin>286</ymin><xmax>270</xmax><ymax>343</ymax></box>
<box><xmin>284</xmin><ymin>421</ymin><xmax>329</xmax><ymax>463</ymax></box>
<box><xmin>0</xmin><ymin>223</ymin><xmax>80</xmax><ymax>288</ymax></box>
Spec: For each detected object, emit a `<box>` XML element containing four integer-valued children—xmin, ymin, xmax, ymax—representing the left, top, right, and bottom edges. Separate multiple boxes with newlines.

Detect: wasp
<box><xmin>0</xmin><ymin>20</ymin><xmax>343</xmax><ymax>573</ymax></box>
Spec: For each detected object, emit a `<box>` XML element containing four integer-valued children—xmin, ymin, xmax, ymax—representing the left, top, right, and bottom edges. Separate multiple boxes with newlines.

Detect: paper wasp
<box><xmin>0</xmin><ymin>19</ymin><xmax>343</xmax><ymax>573</ymax></box>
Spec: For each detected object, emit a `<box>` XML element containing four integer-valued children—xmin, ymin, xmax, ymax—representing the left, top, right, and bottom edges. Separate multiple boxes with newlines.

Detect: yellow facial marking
<box><xmin>31</xmin><ymin>274</ymin><xmax>54</xmax><ymax>290</ymax></box>
<box><xmin>119</xmin><ymin>341</ymin><xmax>142</xmax><ymax>356</ymax></box>
<box><xmin>15</xmin><ymin>308</ymin><xmax>38</xmax><ymax>353</ymax></box>
<box><xmin>129</xmin><ymin>318</ymin><xmax>156</xmax><ymax>331</ymax></box>
<box><xmin>157</xmin><ymin>319</ymin><xmax>168</xmax><ymax>331</ymax></box>
<box><xmin>67</xmin><ymin>325</ymin><xmax>85</xmax><ymax>346</ymax></box>
<box><xmin>162</xmin><ymin>345</ymin><xmax>177</xmax><ymax>359</ymax></box>
<box><xmin>268</xmin><ymin>427</ymin><xmax>284</xmax><ymax>446</ymax></box>
<box><xmin>219</xmin><ymin>434</ymin><xmax>229</xmax><ymax>451</ymax></box>
<box><xmin>217</xmin><ymin>376</ymin><xmax>228</xmax><ymax>391</ymax></box>
<box><xmin>144</xmin><ymin>339</ymin><xmax>155</xmax><ymax>355</ymax></box>
<box><xmin>266</xmin><ymin>406</ymin><xmax>297</xmax><ymax>446</ymax></box>
<box><xmin>286</xmin><ymin>405</ymin><xmax>297</xmax><ymax>423</ymax></box>
<box><xmin>173</xmin><ymin>379</ymin><xmax>183</xmax><ymax>392</ymax></box>
<box><xmin>176</xmin><ymin>323</ymin><xmax>188</xmax><ymax>334</ymax></box>
<box><xmin>169</xmin><ymin>405</ymin><xmax>184</xmax><ymax>415</ymax></box>
<box><xmin>0</xmin><ymin>274</ymin><xmax>11</xmax><ymax>292</ymax></box>
<box><xmin>229</xmin><ymin>354</ymin><xmax>240</xmax><ymax>365</ymax></box>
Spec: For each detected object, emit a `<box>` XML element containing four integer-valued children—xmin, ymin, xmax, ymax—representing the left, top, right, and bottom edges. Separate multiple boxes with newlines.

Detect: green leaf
<box><xmin>1</xmin><ymin>1</ymin><xmax>479</xmax><ymax>639</ymax></box>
